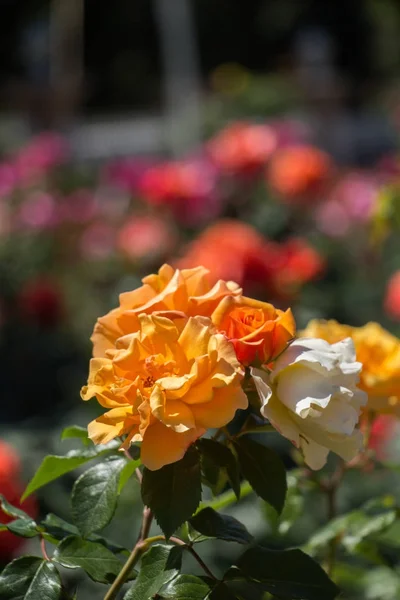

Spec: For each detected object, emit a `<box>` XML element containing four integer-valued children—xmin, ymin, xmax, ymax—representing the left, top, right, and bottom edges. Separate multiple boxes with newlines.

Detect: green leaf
<box><xmin>61</xmin><ymin>426</ymin><xmax>91</xmax><ymax>446</ymax></box>
<box><xmin>41</xmin><ymin>514</ymin><xmax>80</xmax><ymax>540</ymax></box>
<box><xmin>161</xmin><ymin>574</ymin><xmax>211</xmax><ymax>599</ymax></box>
<box><xmin>233</xmin><ymin>438</ymin><xmax>287</xmax><ymax>514</ymax></box>
<box><xmin>236</xmin><ymin>546</ymin><xmax>339</xmax><ymax>599</ymax></box>
<box><xmin>71</xmin><ymin>457</ymin><xmax>127</xmax><ymax>537</ymax></box>
<box><xmin>25</xmin><ymin>561</ymin><xmax>62</xmax><ymax>600</ymax></box>
<box><xmin>0</xmin><ymin>495</ymin><xmax>33</xmax><ymax>520</ymax></box>
<box><xmin>6</xmin><ymin>518</ymin><xmax>39</xmax><ymax>538</ymax></box>
<box><xmin>200</xmin><ymin>481</ymin><xmax>253</xmax><ymax>513</ymax></box>
<box><xmin>304</xmin><ymin>496</ymin><xmax>398</xmax><ymax>557</ymax></box>
<box><xmin>41</xmin><ymin>513</ymin><xmax>130</xmax><ymax>554</ymax></box>
<box><xmin>22</xmin><ymin>440</ymin><xmax>120</xmax><ymax>501</ymax></box>
<box><xmin>124</xmin><ymin>544</ymin><xmax>182</xmax><ymax>600</ymax></box>
<box><xmin>190</xmin><ymin>507</ymin><xmax>253</xmax><ymax>545</ymax></box>
<box><xmin>53</xmin><ymin>535</ymin><xmax>125</xmax><ymax>584</ymax></box>
<box><xmin>118</xmin><ymin>459</ymin><xmax>141</xmax><ymax>494</ymax></box>
<box><xmin>0</xmin><ymin>556</ymin><xmax>42</xmax><ymax>599</ymax></box>
<box><xmin>197</xmin><ymin>439</ymin><xmax>241</xmax><ymax>500</ymax></box>
<box><xmin>141</xmin><ymin>446</ymin><xmax>201</xmax><ymax>539</ymax></box>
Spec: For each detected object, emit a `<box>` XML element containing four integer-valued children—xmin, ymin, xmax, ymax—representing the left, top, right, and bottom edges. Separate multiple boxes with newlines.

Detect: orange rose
<box><xmin>82</xmin><ymin>314</ymin><xmax>247</xmax><ymax>470</ymax></box>
<box><xmin>268</xmin><ymin>145</ymin><xmax>332</xmax><ymax>201</ymax></box>
<box><xmin>92</xmin><ymin>264</ymin><xmax>241</xmax><ymax>358</ymax></box>
<box><xmin>212</xmin><ymin>296</ymin><xmax>296</xmax><ymax>365</ymax></box>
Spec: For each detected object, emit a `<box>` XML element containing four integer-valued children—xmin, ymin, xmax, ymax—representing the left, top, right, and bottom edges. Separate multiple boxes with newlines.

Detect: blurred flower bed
<box><xmin>2</xmin><ymin>108</ymin><xmax>400</xmax><ymax>597</ymax></box>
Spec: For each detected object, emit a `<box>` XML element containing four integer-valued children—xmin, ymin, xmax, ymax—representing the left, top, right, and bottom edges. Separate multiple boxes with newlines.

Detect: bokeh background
<box><xmin>2</xmin><ymin>1</ymin><xmax>400</xmax><ymax>597</ymax></box>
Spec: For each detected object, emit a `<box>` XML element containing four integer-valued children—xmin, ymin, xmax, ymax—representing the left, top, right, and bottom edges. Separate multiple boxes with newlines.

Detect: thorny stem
<box><xmin>104</xmin><ymin>506</ymin><xmax>153</xmax><ymax>600</ymax></box>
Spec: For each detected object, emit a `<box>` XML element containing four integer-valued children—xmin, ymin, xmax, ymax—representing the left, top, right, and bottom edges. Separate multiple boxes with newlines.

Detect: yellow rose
<box><xmin>92</xmin><ymin>264</ymin><xmax>241</xmax><ymax>358</ymax></box>
<box><xmin>81</xmin><ymin>314</ymin><xmax>247</xmax><ymax>470</ymax></box>
<box><xmin>301</xmin><ymin>320</ymin><xmax>400</xmax><ymax>415</ymax></box>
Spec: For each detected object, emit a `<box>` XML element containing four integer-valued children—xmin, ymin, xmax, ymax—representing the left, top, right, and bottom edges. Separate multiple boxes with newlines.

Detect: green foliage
<box><xmin>160</xmin><ymin>574</ymin><xmax>211</xmax><ymax>599</ymax></box>
<box><xmin>0</xmin><ymin>556</ymin><xmax>43</xmax><ymax>599</ymax></box>
<box><xmin>22</xmin><ymin>439</ymin><xmax>120</xmax><ymax>501</ymax></box>
<box><xmin>234</xmin><ymin>546</ymin><xmax>340</xmax><ymax>599</ymax></box>
<box><xmin>24</xmin><ymin>562</ymin><xmax>62</xmax><ymax>600</ymax></box>
<box><xmin>304</xmin><ymin>495</ymin><xmax>399</xmax><ymax>558</ymax></box>
<box><xmin>233</xmin><ymin>437</ymin><xmax>287</xmax><ymax>514</ymax></box>
<box><xmin>71</xmin><ymin>456</ymin><xmax>128</xmax><ymax>537</ymax></box>
<box><xmin>141</xmin><ymin>446</ymin><xmax>202</xmax><ymax>539</ymax></box>
<box><xmin>197</xmin><ymin>439</ymin><xmax>241</xmax><ymax>499</ymax></box>
<box><xmin>53</xmin><ymin>535</ymin><xmax>125</xmax><ymax>584</ymax></box>
<box><xmin>189</xmin><ymin>507</ymin><xmax>253</xmax><ymax>544</ymax></box>
<box><xmin>60</xmin><ymin>426</ymin><xmax>92</xmax><ymax>446</ymax></box>
<box><xmin>2</xmin><ymin>425</ymin><xmax>345</xmax><ymax>599</ymax></box>
<box><xmin>124</xmin><ymin>544</ymin><xmax>182</xmax><ymax>599</ymax></box>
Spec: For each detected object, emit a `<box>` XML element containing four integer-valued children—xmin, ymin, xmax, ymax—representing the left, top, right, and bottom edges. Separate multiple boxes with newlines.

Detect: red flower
<box><xmin>368</xmin><ymin>415</ymin><xmax>397</xmax><ymax>461</ymax></box>
<box><xmin>269</xmin><ymin>238</ymin><xmax>325</xmax><ymax>297</ymax></box>
<box><xmin>138</xmin><ymin>159</ymin><xmax>220</xmax><ymax>225</ymax></box>
<box><xmin>384</xmin><ymin>271</ymin><xmax>400</xmax><ymax>320</ymax></box>
<box><xmin>19</xmin><ymin>278</ymin><xmax>64</xmax><ymax>327</ymax></box>
<box><xmin>208</xmin><ymin>122</ymin><xmax>277</xmax><ymax>175</ymax></box>
<box><xmin>0</xmin><ymin>441</ymin><xmax>38</xmax><ymax>562</ymax></box>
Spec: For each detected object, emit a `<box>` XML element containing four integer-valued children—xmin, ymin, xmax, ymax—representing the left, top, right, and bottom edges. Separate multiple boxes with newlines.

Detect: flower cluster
<box><xmin>82</xmin><ymin>265</ymin><xmax>367</xmax><ymax>472</ymax></box>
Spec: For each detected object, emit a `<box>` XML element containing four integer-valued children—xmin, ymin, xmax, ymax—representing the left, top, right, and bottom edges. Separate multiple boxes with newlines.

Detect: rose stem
<box><xmin>104</xmin><ymin>506</ymin><xmax>154</xmax><ymax>600</ymax></box>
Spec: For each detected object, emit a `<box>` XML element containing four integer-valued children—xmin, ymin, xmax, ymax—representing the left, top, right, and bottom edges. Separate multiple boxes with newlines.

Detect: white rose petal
<box><xmin>251</xmin><ymin>337</ymin><xmax>367</xmax><ymax>470</ymax></box>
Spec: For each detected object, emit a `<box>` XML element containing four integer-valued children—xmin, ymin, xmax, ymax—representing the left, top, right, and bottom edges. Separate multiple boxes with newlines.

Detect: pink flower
<box><xmin>0</xmin><ymin>162</ymin><xmax>18</xmax><ymax>199</ymax></box>
<box><xmin>15</xmin><ymin>133</ymin><xmax>68</xmax><ymax>183</ymax></box>
<box><xmin>17</xmin><ymin>192</ymin><xmax>57</xmax><ymax>230</ymax></box>
<box><xmin>80</xmin><ymin>222</ymin><xmax>116</xmax><ymax>260</ymax></box>
<box><xmin>57</xmin><ymin>189</ymin><xmax>98</xmax><ymax>224</ymax></box>
<box><xmin>117</xmin><ymin>215</ymin><xmax>176</xmax><ymax>261</ymax></box>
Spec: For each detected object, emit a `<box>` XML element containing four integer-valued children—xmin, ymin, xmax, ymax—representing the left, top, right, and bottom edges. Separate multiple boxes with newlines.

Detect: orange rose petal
<box><xmin>149</xmin><ymin>387</ymin><xmax>195</xmax><ymax>432</ymax></box>
<box><xmin>179</xmin><ymin>317</ymin><xmax>212</xmax><ymax>361</ymax></box>
<box><xmin>191</xmin><ymin>385</ymin><xmax>248</xmax><ymax>428</ymax></box>
<box><xmin>140</xmin><ymin>420</ymin><xmax>204</xmax><ymax>470</ymax></box>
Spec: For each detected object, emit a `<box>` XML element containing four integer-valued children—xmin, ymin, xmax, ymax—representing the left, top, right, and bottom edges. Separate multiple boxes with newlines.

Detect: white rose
<box><xmin>251</xmin><ymin>337</ymin><xmax>367</xmax><ymax>470</ymax></box>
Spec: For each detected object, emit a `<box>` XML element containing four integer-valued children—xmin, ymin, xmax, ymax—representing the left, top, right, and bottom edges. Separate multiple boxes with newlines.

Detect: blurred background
<box><xmin>2</xmin><ymin>1</ymin><xmax>400</xmax><ymax>597</ymax></box>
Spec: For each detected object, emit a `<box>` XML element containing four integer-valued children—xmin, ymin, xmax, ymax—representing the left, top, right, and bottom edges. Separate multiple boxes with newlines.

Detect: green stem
<box><xmin>324</xmin><ymin>461</ymin><xmax>345</xmax><ymax>578</ymax></box>
<box><xmin>104</xmin><ymin>507</ymin><xmax>153</xmax><ymax>600</ymax></box>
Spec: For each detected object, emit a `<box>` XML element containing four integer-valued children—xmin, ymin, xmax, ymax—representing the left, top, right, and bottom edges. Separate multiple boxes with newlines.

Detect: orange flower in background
<box><xmin>176</xmin><ymin>220</ymin><xmax>275</xmax><ymax>290</ymax></box>
<box><xmin>177</xmin><ymin>221</ymin><xmax>324</xmax><ymax>300</ymax></box>
<box><xmin>92</xmin><ymin>264</ymin><xmax>241</xmax><ymax>358</ymax></box>
<box><xmin>212</xmin><ymin>296</ymin><xmax>296</xmax><ymax>365</ymax></box>
<box><xmin>384</xmin><ymin>271</ymin><xmax>400</xmax><ymax>320</ymax></box>
<box><xmin>82</xmin><ymin>314</ymin><xmax>247</xmax><ymax>470</ymax></box>
<box><xmin>268</xmin><ymin>145</ymin><xmax>332</xmax><ymax>200</ymax></box>
<box><xmin>301</xmin><ymin>320</ymin><xmax>400</xmax><ymax>415</ymax></box>
<box><xmin>208</xmin><ymin>122</ymin><xmax>277</xmax><ymax>174</ymax></box>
